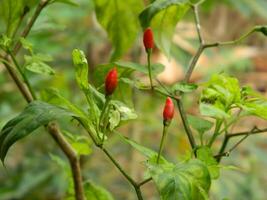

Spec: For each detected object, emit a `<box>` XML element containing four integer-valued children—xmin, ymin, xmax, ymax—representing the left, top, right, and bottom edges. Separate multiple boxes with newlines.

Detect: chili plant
<box><xmin>0</xmin><ymin>0</ymin><xmax>267</xmax><ymax>200</ymax></box>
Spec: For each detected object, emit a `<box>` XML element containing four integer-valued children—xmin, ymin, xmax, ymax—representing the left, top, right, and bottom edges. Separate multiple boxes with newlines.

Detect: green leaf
<box><xmin>24</xmin><ymin>54</ymin><xmax>55</xmax><ymax>75</ymax></box>
<box><xmin>241</xmin><ymin>101</ymin><xmax>267</xmax><ymax>120</ymax></box>
<box><xmin>0</xmin><ymin>101</ymin><xmax>76</xmax><ymax>162</ymax></box>
<box><xmin>41</xmin><ymin>88</ymin><xmax>88</xmax><ymax>119</ymax></box>
<box><xmin>200</xmin><ymin>103</ymin><xmax>230</xmax><ymax>119</ymax></box>
<box><xmin>41</xmin><ymin>88</ymin><xmax>98</xmax><ymax>137</ymax></box>
<box><xmin>72</xmin><ymin>49</ymin><xmax>89</xmax><ymax>90</ymax></box>
<box><xmin>0</xmin><ymin>0</ymin><xmax>24</xmax><ymax>36</ymax></box>
<box><xmin>94</xmin><ymin>61</ymin><xmax>164</xmax><ymax>86</ymax></box>
<box><xmin>196</xmin><ymin>146</ymin><xmax>220</xmax><ymax>179</ymax></box>
<box><xmin>139</xmin><ymin>0</ymin><xmax>190</xmax><ymax>57</ymax></box>
<box><xmin>49</xmin><ymin>0</ymin><xmax>79</xmax><ymax>6</ymax></box>
<box><xmin>111</xmin><ymin>100</ymin><xmax>137</xmax><ymax>122</ymax></box>
<box><xmin>84</xmin><ymin>181</ymin><xmax>114</xmax><ymax>200</ymax></box>
<box><xmin>93</xmin><ymin>0</ymin><xmax>144</xmax><ymax>61</ymax></box>
<box><xmin>200</xmin><ymin>74</ymin><xmax>241</xmax><ymax>110</ymax></box>
<box><xmin>20</xmin><ymin>37</ymin><xmax>33</xmax><ymax>53</ymax></box>
<box><xmin>0</xmin><ymin>34</ymin><xmax>12</xmax><ymax>50</ymax></box>
<box><xmin>63</xmin><ymin>131</ymin><xmax>92</xmax><ymax>156</ymax></box>
<box><xmin>172</xmin><ymin>82</ymin><xmax>198</xmax><ymax>93</ymax></box>
<box><xmin>108</xmin><ymin>109</ymin><xmax>120</xmax><ymax>131</ymax></box>
<box><xmin>187</xmin><ymin>115</ymin><xmax>213</xmax><ymax>134</ymax></box>
<box><xmin>118</xmin><ymin>134</ymin><xmax>161</xmax><ymax>159</ymax></box>
<box><xmin>147</xmin><ymin>159</ymin><xmax>211</xmax><ymax>200</ymax></box>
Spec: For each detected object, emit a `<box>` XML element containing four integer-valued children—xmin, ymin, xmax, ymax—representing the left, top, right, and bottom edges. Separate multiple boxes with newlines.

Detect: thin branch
<box><xmin>203</xmin><ymin>27</ymin><xmax>257</xmax><ymax>49</ymax></box>
<box><xmin>79</xmin><ymin>121</ymin><xmax>144</xmax><ymax>200</ymax></box>
<box><xmin>184</xmin><ymin>45</ymin><xmax>204</xmax><ymax>83</ymax></box>
<box><xmin>8</xmin><ymin>50</ymin><xmax>37</xmax><ymax>99</ymax></box>
<box><xmin>176</xmin><ymin>99</ymin><xmax>197</xmax><ymax>152</ymax></box>
<box><xmin>228</xmin><ymin>127</ymin><xmax>267</xmax><ymax>138</ymax></box>
<box><xmin>13</xmin><ymin>0</ymin><xmax>49</xmax><ymax>54</ymax></box>
<box><xmin>215</xmin><ymin>127</ymin><xmax>267</xmax><ymax>161</ymax></box>
<box><xmin>192</xmin><ymin>5</ymin><xmax>204</xmax><ymax>44</ymax></box>
<box><xmin>1</xmin><ymin>59</ymin><xmax>33</xmax><ymax>102</ymax></box>
<box><xmin>137</xmin><ymin>177</ymin><xmax>152</xmax><ymax>187</ymax></box>
<box><xmin>48</xmin><ymin>123</ymin><xmax>85</xmax><ymax>200</ymax></box>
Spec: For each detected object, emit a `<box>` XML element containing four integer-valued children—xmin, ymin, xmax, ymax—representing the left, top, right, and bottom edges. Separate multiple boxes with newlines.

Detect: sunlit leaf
<box><xmin>72</xmin><ymin>49</ymin><xmax>89</xmax><ymax>90</ymax></box>
<box><xmin>84</xmin><ymin>181</ymin><xmax>114</xmax><ymax>200</ymax></box>
<box><xmin>147</xmin><ymin>159</ymin><xmax>211</xmax><ymax>200</ymax></box>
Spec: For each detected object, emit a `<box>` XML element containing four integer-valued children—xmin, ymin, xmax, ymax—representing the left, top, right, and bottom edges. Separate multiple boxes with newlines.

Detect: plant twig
<box><xmin>8</xmin><ymin>50</ymin><xmax>37</xmax><ymax>99</ymax></box>
<box><xmin>137</xmin><ymin>177</ymin><xmax>152</xmax><ymax>187</ymax></box>
<box><xmin>176</xmin><ymin>99</ymin><xmax>197</xmax><ymax>152</ymax></box>
<box><xmin>13</xmin><ymin>0</ymin><xmax>50</xmax><ymax>54</ymax></box>
<box><xmin>79</xmin><ymin>121</ymin><xmax>145</xmax><ymax>200</ymax></box>
<box><xmin>215</xmin><ymin>127</ymin><xmax>267</xmax><ymax>162</ymax></box>
<box><xmin>157</xmin><ymin>125</ymin><xmax>168</xmax><ymax>163</ymax></box>
<box><xmin>48</xmin><ymin>123</ymin><xmax>85</xmax><ymax>200</ymax></box>
<box><xmin>192</xmin><ymin>5</ymin><xmax>204</xmax><ymax>44</ymax></box>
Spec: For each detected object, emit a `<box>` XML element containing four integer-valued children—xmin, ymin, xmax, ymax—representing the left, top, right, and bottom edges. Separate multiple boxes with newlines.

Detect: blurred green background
<box><xmin>0</xmin><ymin>0</ymin><xmax>267</xmax><ymax>199</ymax></box>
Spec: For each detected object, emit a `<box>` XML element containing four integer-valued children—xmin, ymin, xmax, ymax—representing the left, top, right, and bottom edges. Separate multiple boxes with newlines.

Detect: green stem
<box><xmin>8</xmin><ymin>50</ymin><xmax>37</xmax><ymax>100</ymax></box>
<box><xmin>99</xmin><ymin>96</ymin><xmax>111</xmax><ymax>143</ymax></box>
<box><xmin>147</xmin><ymin>49</ymin><xmax>153</xmax><ymax>90</ymax></box>
<box><xmin>176</xmin><ymin>99</ymin><xmax>197</xmax><ymax>152</ymax></box>
<box><xmin>157</xmin><ymin>125</ymin><xmax>168</xmax><ymax>163</ymax></box>
<box><xmin>208</xmin><ymin>119</ymin><xmax>223</xmax><ymax>147</ymax></box>
<box><xmin>204</xmin><ymin>27</ymin><xmax>257</xmax><ymax>49</ymax></box>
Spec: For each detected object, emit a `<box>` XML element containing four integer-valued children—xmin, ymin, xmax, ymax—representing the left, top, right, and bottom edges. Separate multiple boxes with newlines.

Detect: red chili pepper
<box><xmin>163</xmin><ymin>97</ymin><xmax>174</xmax><ymax>125</ymax></box>
<box><xmin>105</xmin><ymin>68</ymin><xmax>118</xmax><ymax>96</ymax></box>
<box><xmin>143</xmin><ymin>27</ymin><xmax>154</xmax><ymax>51</ymax></box>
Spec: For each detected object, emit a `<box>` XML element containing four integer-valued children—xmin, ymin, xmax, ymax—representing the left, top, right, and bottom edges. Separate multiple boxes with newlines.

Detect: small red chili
<box><xmin>105</xmin><ymin>68</ymin><xmax>118</xmax><ymax>96</ymax></box>
<box><xmin>163</xmin><ymin>97</ymin><xmax>174</xmax><ymax>125</ymax></box>
<box><xmin>143</xmin><ymin>27</ymin><xmax>154</xmax><ymax>51</ymax></box>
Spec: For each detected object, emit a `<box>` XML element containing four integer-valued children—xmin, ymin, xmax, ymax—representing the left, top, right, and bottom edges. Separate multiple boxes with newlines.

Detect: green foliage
<box><xmin>196</xmin><ymin>146</ymin><xmax>220</xmax><ymax>179</ymax></box>
<box><xmin>119</xmin><ymin>134</ymin><xmax>159</xmax><ymax>159</ymax></box>
<box><xmin>20</xmin><ymin>38</ymin><xmax>55</xmax><ymax>76</ymax></box>
<box><xmin>0</xmin><ymin>0</ymin><xmax>36</xmax><ymax>37</ymax></box>
<box><xmin>93</xmin><ymin>0</ymin><xmax>144</xmax><ymax>61</ymax></box>
<box><xmin>188</xmin><ymin>115</ymin><xmax>213</xmax><ymax>134</ymax></box>
<box><xmin>63</xmin><ymin>131</ymin><xmax>92</xmax><ymax>156</ymax></box>
<box><xmin>188</xmin><ymin>115</ymin><xmax>213</xmax><ymax>144</ymax></box>
<box><xmin>49</xmin><ymin>0</ymin><xmax>79</xmax><ymax>6</ymax></box>
<box><xmin>24</xmin><ymin>54</ymin><xmax>55</xmax><ymax>75</ymax></box>
<box><xmin>172</xmin><ymin>82</ymin><xmax>198</xmax><ymax>93</ymax></box>
<box><xmin>200</xmin><ymin>74</ymin><xmax>267</xmax><ymax>120</ymax></box>
<box><xmin>139</xmin><ymin>0</ymin><xmax>190</xmax><ymax>57</ymax></box>
<box><xmin>83</xmin><ymin>181</ymin><xmax>114</xmax><ymax>200</ymax></box>
<box><xmin>0</xmin><ymin>101</ymin><xmax>75</xmax><ymax>162</ymax></box>
<box><xmin>0</xmin><ymin>34</ymin><xmax>11</xmax><ymax>50</ymax></box>
<box><xmin>147</xmin><ymin>159</ymin><xmax>211</xmax><ymax>200</ymax></box>
<box><xmin>72</xmin><ymin>49</ymin><xmax>89</xmax><ymax>90</ymax></box>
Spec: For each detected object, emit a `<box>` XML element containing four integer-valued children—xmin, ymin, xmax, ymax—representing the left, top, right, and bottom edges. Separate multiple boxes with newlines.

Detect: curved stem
<box><xmin>176</xmin><ymin>99</ymin><xmax>197</xmax><ymax>152</ymax></box>
<box><xmin>208</xmin><ymin>119</ymin><xmax>223</xmax><ymax>147</ymax></box>
<box><xmin>8</xmin><ymin>50</ymin><xmax>37</xmax><ymax>99</ymax></box>
<box><xmin>157</xmin><ymin>125</ymin><xmax>168</xmax><ymax>163</ymax></box>
<box><xmin>147</xmin><ymin>49</ymin><xmax>153</xmax><ymax>90</ymax></box>
<box><xmin>13</xmin><ymin>0</ymin><xmax>49</xmax><ymax>55</ymax></box>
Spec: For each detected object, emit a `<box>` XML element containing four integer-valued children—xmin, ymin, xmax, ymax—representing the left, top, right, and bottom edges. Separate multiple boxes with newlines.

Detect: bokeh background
<box><xmin>0</xmin><ymin>0</ymin><xmax>267</xmax><ymax>199</ymax></box>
